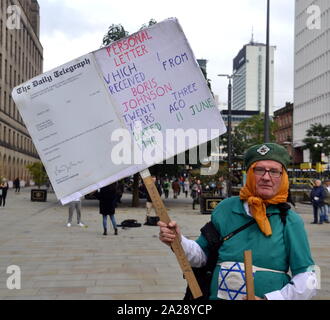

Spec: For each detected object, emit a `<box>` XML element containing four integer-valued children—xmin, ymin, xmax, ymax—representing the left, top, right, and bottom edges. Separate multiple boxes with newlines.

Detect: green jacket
<box><xmin>196</xmin><ymin>196</ymin><xmax>314</xmax><ymax>299</ymax></box>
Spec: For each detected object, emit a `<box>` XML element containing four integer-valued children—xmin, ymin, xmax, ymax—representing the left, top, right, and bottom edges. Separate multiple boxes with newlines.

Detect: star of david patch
<box><xmin>217</xmin><ymin>262</ymin><xmax>256</xmax><ymax>300</ymax></box>
<box><xmin>257</xmin><ymin>145</ymin><xmax>270</xmax><ymax>156</ymax></box>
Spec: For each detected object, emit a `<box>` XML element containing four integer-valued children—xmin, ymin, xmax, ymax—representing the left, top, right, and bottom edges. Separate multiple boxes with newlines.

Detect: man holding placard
<box><xmin>159</xmin><ymin>143</ymin><xmax>318</xmax><ymax>300</ymax></box>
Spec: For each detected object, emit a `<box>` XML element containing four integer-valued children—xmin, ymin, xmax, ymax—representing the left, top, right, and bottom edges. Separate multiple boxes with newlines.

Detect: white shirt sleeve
<box><xmin>181</xmin><ymin>236</ymin><xmax>207</xmax><ymax>268</ymax></box>
<box><xmin>264</xmin><ymin>271</ymin><xmax>318</xmax><ymax>300</ymax></box>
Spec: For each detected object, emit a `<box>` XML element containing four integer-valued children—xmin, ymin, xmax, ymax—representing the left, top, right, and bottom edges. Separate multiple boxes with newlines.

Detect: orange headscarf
<box><xmin>239</xmin><ymin>162</ymin><xmax>289</xmax><ymax>236</ymax></box>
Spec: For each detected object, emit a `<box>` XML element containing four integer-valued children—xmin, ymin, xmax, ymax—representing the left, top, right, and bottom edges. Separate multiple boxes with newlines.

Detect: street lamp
<box><xmin>314</xmin><ymin>143</ymin><xmax>323</xmax><ymax>179</ymax></box>
<box><xmin>218</xmin><ymin>73</ymin><xmax>242</xmax><ymax>197</ymax></box>
<box><xmin>314</xmin><ymin>143</ymin><xmax>323</xmax><ymax>161</ymax></box>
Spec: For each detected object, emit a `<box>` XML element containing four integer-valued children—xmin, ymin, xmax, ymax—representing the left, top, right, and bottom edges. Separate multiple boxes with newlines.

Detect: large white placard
<box><xmin>12</xmin><ymin>18</ymin><xmax>226</xmax><ymax>204</ymax></box>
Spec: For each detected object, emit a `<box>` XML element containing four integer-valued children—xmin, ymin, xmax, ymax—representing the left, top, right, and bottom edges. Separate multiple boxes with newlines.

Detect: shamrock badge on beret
<box><xmin>257</xmin><ymin>145</ymin><xmax>270</xmax><ymax>156</ymax></box>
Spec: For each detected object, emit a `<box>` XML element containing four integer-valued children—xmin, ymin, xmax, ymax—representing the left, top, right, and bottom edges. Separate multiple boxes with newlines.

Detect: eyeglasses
<box><xmin>253</xmin><ymin>167</ymin><xmax>282</xmax><ymax>178</ymax></box>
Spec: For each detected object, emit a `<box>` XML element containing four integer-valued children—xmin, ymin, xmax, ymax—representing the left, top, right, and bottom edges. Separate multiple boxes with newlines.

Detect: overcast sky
<box><xmin>38</xmin><ymin>0</ymin><xmax>295</xmax><ymax>110</ymax></box>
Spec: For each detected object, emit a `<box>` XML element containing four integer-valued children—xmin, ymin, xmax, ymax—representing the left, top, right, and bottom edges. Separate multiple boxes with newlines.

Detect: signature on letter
<box><xmin>54</xmin><ymin>160</ymin><xmax>84</xmax><ymax>176</ymax></box>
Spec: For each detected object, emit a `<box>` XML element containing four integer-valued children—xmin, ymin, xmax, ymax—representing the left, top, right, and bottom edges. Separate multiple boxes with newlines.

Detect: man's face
<box><xmin>253</xmin><ymin>160</ymin><xmax>283</xmax><ymax>200</ymax></box>
<box><xmin>314</xmin><ymin>180</ymin><xmax>321</xmax><ymax>187</ymax></box>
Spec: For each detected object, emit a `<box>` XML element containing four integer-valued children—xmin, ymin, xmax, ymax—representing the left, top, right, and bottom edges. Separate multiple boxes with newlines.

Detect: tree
<box><xmin>26</xmin><ymin>162</ymin><xmax>48</xmax><ymax>188</ymax></box>
<box><xmin>102</xmin><ymin>24</ymin><xmax>129</xmax><ymax>47</ymax></box>
<box><xmin>234</xmin><ymin>113</ymin><xmax>277</xmax><ymax>148</ymax></box>
<box><xmin>139</xmin><ymin>19</ymin><xmax>157</xmax><ymax>30</ymax></box>
<box><xmin>219</xmin><ymin>113</ymin><xmax>277</xmax><ymax>164</ymax></box>
<box><xmin>302</xmin><ymin>123</ymin><xmax>330</xmax><ymax>163</ymax></box>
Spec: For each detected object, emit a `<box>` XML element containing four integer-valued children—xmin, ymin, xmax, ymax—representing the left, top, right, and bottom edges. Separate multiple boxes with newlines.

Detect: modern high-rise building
<box><xmin>0</xmin><ymin>0</ymin><xmax>42</xmax><ymax>183</ymax></box>
<box><xmin>232</xmin><ymin>40</ymin><xmax>275</xmax><ymax>114</ymax></box>
<box><xmin>294</xmin><ymin>0</ymin><xmax>330</xmax><ymax>161</ymax></box>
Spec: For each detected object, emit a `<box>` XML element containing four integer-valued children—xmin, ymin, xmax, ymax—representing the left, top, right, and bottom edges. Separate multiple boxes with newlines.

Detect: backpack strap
<box><xmin>276</xmin><ymin>202</ymin><xmax>291</xmax><ymax>226</ymax></box>
<box><xmin>199</xmin><ymin>203</ymin><xmax>291</xmax><ymax>264</ymax></box>
<box><xmin>201</xmin><ymin>203</ymin><xmax>291</xmax><ymax>249</ymax></box>
<box><xmin>200</xmin><ymin>219</ymin><xmax>258</xmax><ymax>274</ymax></box>
<box><xmin>200</xmin><ymin>222</ymin><xmax>221</xmax><ymax>248</ymax></box>
<box><xmin>222</xmin><ymin>219</ymin><xmax>256</xmax><ymax>242</ymax></box>
<box><xmin>199</xmin><ymin>222</ymin><xmax>222</xmax><ymax>274</ymax></box>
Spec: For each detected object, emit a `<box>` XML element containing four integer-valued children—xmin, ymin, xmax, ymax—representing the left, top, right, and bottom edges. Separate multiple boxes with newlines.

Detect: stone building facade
<box><xmin>0</xmin><ymin>0</ymin><xmax>42</xmax><ymax>183</ymax></box>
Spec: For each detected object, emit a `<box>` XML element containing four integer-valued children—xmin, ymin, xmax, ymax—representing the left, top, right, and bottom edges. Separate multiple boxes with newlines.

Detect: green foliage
<box><xmin>26</xmin><ymin>162</ymin><xmax>48</xmax><ymax>188</ymax></box>
<box><xmin>235</xmin><ymin>113</ymin><xmax>277</xmax><ymax>147</ymax></box>
<box><xmin>302</xmin><ymin>123</ymin><xmax>330</xmax><ymax>163</ymax></box>
<box><xmin>102</xmin><ymin>24</ymin><xmax>129</xmax><ymax>47</ymax></box>
<box><xmin>139</xmin><ymin>19</ymin><xmax>157</xmax><ymax>30</ymax></box>
<box><xmin>219</xmin><ymin>113</ymin><xmax>277</xmax><ymax>162</ymax></box>
<box><xmin>102</xmin><ymin>19</ymin><xmax>157</xmax><ymax>47</ymax></box>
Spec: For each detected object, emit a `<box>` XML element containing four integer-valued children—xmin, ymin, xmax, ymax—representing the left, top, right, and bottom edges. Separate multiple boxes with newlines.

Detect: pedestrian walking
<box><xmin>310</xmin><ymin>179</ymin><xmax>326</xmax><ymax>224</ymax></box>
<box><xmin>162</xmin><ymin>178</ymin><xmax>170</xmax><ymax>199</ymax></box>
<box><xmin>158</xmin><ymin>143</ymin><xmax>317</xmax><ymax>300</ymax></box>
<box><xmin>13</xmin><ymin>178</ymin><xmax>20</xmax><ymax>193</ymax></box>
<box><xmin>94</xmin><ymin>183</ymin><xmax>118</xmax><ymax>236</ymax></box>
<box><xmin>222</xmin><ymin>179</ymin><xmax>228</xmax><ymax>198</ymax></box>
<box><xmin>322</xmin><ymin>179</ymin><xmax>330</xmax><ymax>223</ymax></box>
<box><xmin>0</xmin><ymin>179</ymin><xmax>9</xmax><ymax>207</ymax></box>
<box><xmin>172</xmin><ymin>179</ymin><xmax>180</xmax><ymax>199</ymax></box>
<box><xmin>191</xmin><ymin>179</ymin><xmax>202</xmax><ymax>210</ymax></box>
<box><xmin>216</xmin><ymin>177</ymin><xmax>224</xmax><ymax>196</ymax></box>
<box><xmin>67</xmin><ymin>197</ymin><xmax>86</xmax><ymax>228</ymax></box>
<box><xmin>183</xmin><ymin>179</ymin><xmax>190</xmax><ymax>198</ymax></box>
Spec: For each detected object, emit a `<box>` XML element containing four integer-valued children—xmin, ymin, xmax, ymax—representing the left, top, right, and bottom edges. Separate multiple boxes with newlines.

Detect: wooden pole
<box><xmin>244</xmin><ymin>250</ymin><xmax>255</xmax><ymax>300</ymax></box>
<box><xmin>140</xmin><ymin>169</ymin><xmax>202</xmax><ymax>299</ymax></box>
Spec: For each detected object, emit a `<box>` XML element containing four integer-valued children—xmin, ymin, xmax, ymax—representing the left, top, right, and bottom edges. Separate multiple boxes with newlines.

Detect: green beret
<box><xmin>244</xmin><ymin>143</ymin><xmax>290</xmax><ymax>170</ymax></box>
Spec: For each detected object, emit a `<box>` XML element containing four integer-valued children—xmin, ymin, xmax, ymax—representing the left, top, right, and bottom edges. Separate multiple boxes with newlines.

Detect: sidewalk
<box><xmin>0</xmin><ymin>187</ymin><xmax>329</xmax><ymax>300</ymax></box>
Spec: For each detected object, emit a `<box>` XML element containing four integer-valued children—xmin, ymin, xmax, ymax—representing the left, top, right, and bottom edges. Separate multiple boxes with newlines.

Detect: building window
<box><xmin>4</xmin><ymin>91</ymin><xmax>7</xmax><ymax>113</ymax></box>
<box><xmin>5</xmin><ymin>59</ymin><xmax>7</xmax><ymax>83</ymax></box>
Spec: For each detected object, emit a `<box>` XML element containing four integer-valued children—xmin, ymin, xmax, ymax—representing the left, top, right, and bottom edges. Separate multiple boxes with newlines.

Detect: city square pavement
<box><xmin>0</xmin><ymin>187</ymin><xmax>329</xmax><ymax>300</ymax></box>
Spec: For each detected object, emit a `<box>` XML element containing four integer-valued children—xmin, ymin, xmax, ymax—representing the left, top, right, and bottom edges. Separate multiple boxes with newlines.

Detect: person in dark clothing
<box><xmin>191</xmin><ymin>179</ymin><xmax>202</xmax><ymax>210</ymax></box>
<box><xmin>172</xmin><ymin>179</ymin><xmax>180</xmax><ymax>199</ymax></box>
<box><xmin>0</xmin><ymin>179</ymin><xmax>9</xmax><ymax>207</ymax></box>
<box><xmin>310</xmin><ymin>179</ymin><xmax>326</xmax><ymax>224</ymax></box>
<box><xmin>13</xmin><ymin>178</ymin><xmax>20</xmax><ymax>193</ymax></box>
<box><xmin>94</xmin><ymin>183</ymin><xmax>118</xmax><ymax>236</ymax></box>
<box><xmin>162</xmin><ymin>179</ymin><xmax>170</xmax><ymax>199</ymax></box>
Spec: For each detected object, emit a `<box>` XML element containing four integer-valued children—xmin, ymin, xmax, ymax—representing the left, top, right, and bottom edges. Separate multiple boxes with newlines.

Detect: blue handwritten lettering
<box><xmin>162</xmin><ymin>53</ymin><xmax>189</xmax><ymax>71</ymax></box>
<box><xmin>171</xmin><ymin>83</ymin><xmax>197</xmax><ymax>100</ymax></box>
<box><xmin>107</xmin><ymin>72</ymin><xmax>146</xmax><ymax>95</ymax></box>
<box><xmin>169</xmin><ymin>99</ymin><xmax>186</xmax><ymax>114</ymax></box>
<box><xmin>189</xmin><ymin>98</ymin><xmax>215</xmax><ymax>116</ymax></box>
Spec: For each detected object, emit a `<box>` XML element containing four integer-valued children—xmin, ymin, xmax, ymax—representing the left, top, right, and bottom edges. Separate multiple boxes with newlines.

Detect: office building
<box><xmin>294</xmin><ymin>0</ymin><xmax>330</xmax><ymax>161</ymax></box>
<box><xmin>232</xmin><ymin>40</ymin><xmax>275</xmax><ymax>114</ymax></box>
